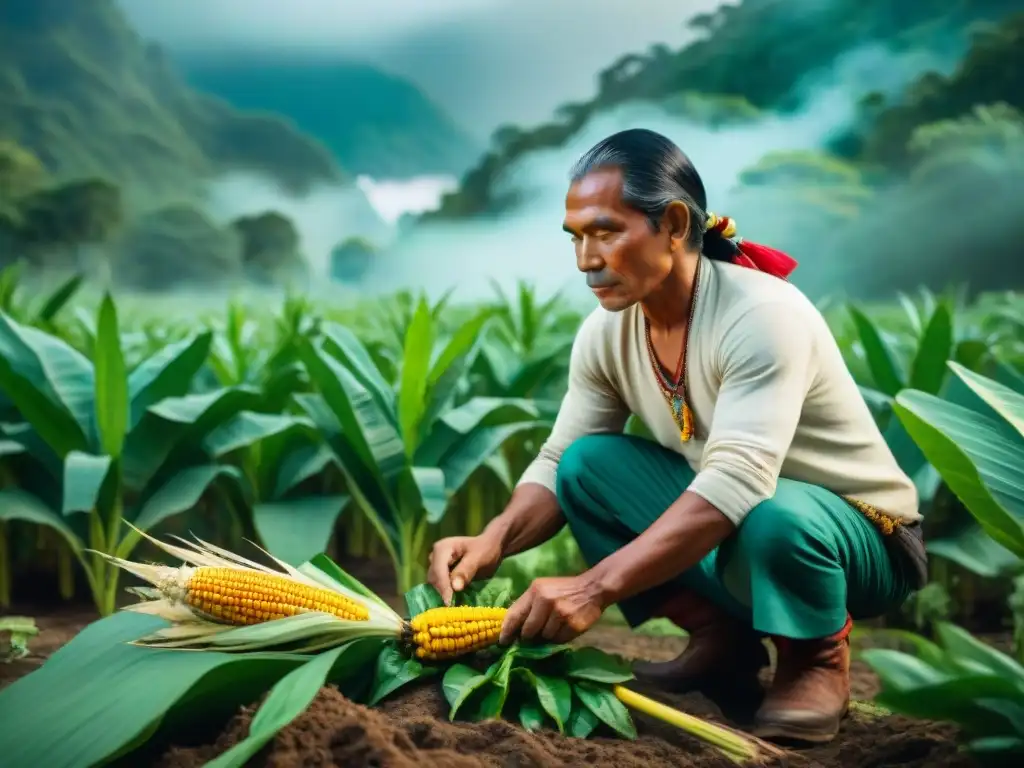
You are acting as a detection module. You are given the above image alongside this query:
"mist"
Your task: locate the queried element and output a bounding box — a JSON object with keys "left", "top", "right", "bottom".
{"left": 192, "top": 35, "right": 964, "bottom": 304}
{"left": 356, "top": 42, "right": 959, "bottom": 305}
{"left": 120, "top": 0, "right": 719, "bottom": 138}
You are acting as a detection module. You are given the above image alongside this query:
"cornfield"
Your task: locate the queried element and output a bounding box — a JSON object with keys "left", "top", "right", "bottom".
{"left": 3, "top": 264, "right": 1024, "bottom": 763}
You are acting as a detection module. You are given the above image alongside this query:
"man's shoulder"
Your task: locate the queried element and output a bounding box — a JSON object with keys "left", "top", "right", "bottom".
{"left": 712, "top": 260, "right": 821, "bottom": 327}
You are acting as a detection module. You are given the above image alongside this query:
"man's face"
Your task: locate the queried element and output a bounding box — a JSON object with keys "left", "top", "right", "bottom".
{"left": 563, "top": 168, "right": 676, "bottom": 312}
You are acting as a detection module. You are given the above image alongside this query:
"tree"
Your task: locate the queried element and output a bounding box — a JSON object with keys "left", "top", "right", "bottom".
{"left": 115, "top": 204, "right": 241, "bottom": 290}
{"left": 0, "top": 141, "right": 47, "bottom": 204}
{"left": 231, "top": 210, "right": 307, "bottom": 286}
{"left": 15, "top": 178, "right": 122, "bottom": 269}
{"left": 330, "top": 237, "right": 376, "bottom": 282}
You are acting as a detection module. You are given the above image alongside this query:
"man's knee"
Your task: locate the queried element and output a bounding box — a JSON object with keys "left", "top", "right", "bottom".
{"left": 734, "top": 496, "right": 835, "bottom": 570}
{"left": 554, "top": 434, "right": 623, "bottom": 511}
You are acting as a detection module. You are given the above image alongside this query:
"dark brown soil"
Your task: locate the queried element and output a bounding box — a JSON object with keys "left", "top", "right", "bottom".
{"left": 2, "top": 601, "right": 977, "bottom": 768}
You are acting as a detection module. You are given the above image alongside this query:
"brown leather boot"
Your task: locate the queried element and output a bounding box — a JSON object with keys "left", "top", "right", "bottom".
{"left": 753, "top": 616, "right": 853, "bottom": 744}
{"left": 631, "top": 590, "right": 769, "bottom": 722}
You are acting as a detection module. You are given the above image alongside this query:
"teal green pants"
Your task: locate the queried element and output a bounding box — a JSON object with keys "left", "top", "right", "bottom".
{"left": 556, "top": 434, "right": 916, "bottom": 639}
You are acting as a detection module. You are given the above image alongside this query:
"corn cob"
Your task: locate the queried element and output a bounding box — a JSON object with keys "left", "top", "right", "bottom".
{"left": 185, "top": 566, "right": 370, "bottom": 625}
{"left": 404, "top": 606, "right": 507, "bottom": 661}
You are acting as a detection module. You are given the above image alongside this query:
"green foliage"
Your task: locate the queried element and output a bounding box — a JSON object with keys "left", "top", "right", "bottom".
{"left": 858, "top": 13, "right": 1024, "bottom": 169}
{"left": 369, "top": 577, "right": 637, "bottom": 739}
{"left": 182, "top": 57, "right": 481, "bottom": 178}
{"left": 858, "top": 356, "right": 1024, "bottom": 760}
{"left": 427, "top": 0, "right": 1021, "bottom": 220}
{"left": 862, "top": 624, "right": 1024, "bottom": 760}
{"left": 115, "top": 204, "right": 242, "bottom": 290}
{"left": 0, "top": 140, "right": 46, "bottom": 203}
{"left": 296, "top": 299, "right": 548, "bottom": 591}
{"left": 232, "top": 211, "right": 307, "bottom": 287}
{"left": 0, "top": 0, "right": 340, "bottom": 204}
{"left": 0, "top": 610, "right": 377, "bottom": 768}
{"left": 0, "top": 615, "right": 36, "bottom": 662}
{"left": 329, "top": 236, "right": 377, "bottom": 283}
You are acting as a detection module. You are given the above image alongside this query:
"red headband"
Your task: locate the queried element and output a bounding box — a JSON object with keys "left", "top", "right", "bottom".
{"left": 706, "top": 213, "right": 798, "bottom": 280}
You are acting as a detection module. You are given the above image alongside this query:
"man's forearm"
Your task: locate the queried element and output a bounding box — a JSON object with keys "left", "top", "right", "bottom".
{"left": 587, "top": 490, "right": 736, "bottom": 607}
{"left": 481, "top": 482, "right": 565, "bottom": 557}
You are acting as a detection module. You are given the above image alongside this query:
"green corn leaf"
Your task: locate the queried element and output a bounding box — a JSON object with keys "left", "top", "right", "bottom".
{"left": 513, "top": 643, "right": 573, "bottom": 660}
{"left": 860, "top": 648, "right": 954, "bottom": 692}
{"left": 909, "top": 303, "right": 954, "bottom": 394}
{"left": 513, "top": 667, "right": 571, "bottom": 732}
{"left": 0, "top": 612, "right": 314, "bottom": 768}
{"left": 0, "top": 348, "right": 88, "bottom": 458}
{"left": 951, "top": 362, "right": 1024, "bottom": 439}
{"left": 442, "top": 663, "right": 490, "bottom": 720}
{"left": 404, "top": 582, "right": 445, "bottom": 616}
{"left": 0, "top": 489, "right": 83, "bottom": 558}
{"left": 933, "top": 622, "right": 1024, "bottom": 683}
{"left": 566, "top": 695, "right": 601, "bottom": 739}
{"left": 849, "top": 305, "right": 904, "bottom": 396}
{"left": 454, "top": 577, "right": 515, "bottom": 608}
{"left": 966, "top": 736, "right": 1024, "bottom": 756}
{"left": 130, "top": 464, "right": 245, "bottom": 535}
{"left": 203, "top": 411, "right": 315, "bottom": 458}
{"left": 367, "top": 643, "right": 437, "bottom": 706}
{"left": 35, "top": 274, "right": 83, "bottom": 324}
{"left": 926, "top": 524, "right": 1021, "bottom": 579}
{"left": 127, "top": 332, "right": 213, "bottom": 429}
{"left": 203, "top": 640, "right": 378, "bottom": 768}
{"left": 564, "top": 647, "right": 635, "bottom": 684}
{"left": 398, "top": 297, "right": 435, "bottom": 457}
{"left": 253, "top": 495, "right": 349, "bottom": 567}
{"left": 518, "top": 700, "right": 546, "bottom": 732}
{"left": 574, "top": 680, "right": 637, "bottom": 739}
{"left": 895, "top": 389, "right": 1024, "bottom": 558}
{"left": 93, "top": 293, "right": 128, "bottom": 458}
{"left": 61, "top": 450, "right": 113, "bottom": 515}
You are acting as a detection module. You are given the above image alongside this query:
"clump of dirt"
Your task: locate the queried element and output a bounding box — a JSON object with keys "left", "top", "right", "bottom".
{"left": 156, "top": 682, "right": 751, "bottom": 768}
{"left": 4, "top": 601, "right": 981, "bottom": 767}
{"left": 156, "top": 680, "right": 971, "bottom": 768}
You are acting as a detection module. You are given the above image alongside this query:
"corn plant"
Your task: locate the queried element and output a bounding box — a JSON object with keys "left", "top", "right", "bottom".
{"left": 0, "top": 615, "right": 36, "bottom": 662}
{"left": 0, "top": 262, "right": 83, "bottom": 333}
{"left": 0, "top": 529, "right": 778, "bottom": 767}
{"left": 296, "top": 298, "right": 550, "bottom": 592}
{"left": 861, "top": 363, "right": 1024, "bottom": 761}
{"left": 847, "top": 296, "right": 1024, "bottom": 611}
{"left": 0, "top": 296, "right": 267, "bottom": 615}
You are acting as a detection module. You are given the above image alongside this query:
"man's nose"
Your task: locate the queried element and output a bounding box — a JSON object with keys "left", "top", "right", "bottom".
{"left": 576, "top": 238, "right": 604, "bottom": 271}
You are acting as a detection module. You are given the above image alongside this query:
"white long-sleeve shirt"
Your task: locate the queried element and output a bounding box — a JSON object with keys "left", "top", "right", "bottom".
{"left": 518, "top": 256, "right": 920, "bottom": 527}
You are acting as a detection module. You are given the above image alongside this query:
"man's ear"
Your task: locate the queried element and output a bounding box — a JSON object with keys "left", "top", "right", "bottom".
{"left": 662, "top": 201, "right": 692, "bottom": 251}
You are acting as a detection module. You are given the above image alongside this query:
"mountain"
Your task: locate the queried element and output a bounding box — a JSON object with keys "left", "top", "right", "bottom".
{"left": 178, "top": 56, "right": 482, "bottom": 180}
{"left": 423, "top": 0, "right": 1021, "bottom": 220}
{"left": 0, "top": 0, "right": 342, "bottom": 205}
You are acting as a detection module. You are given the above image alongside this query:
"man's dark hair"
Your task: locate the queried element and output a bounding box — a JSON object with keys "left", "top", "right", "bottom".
{"left": 568, "top": 128, "right": 739, "bottom": 262}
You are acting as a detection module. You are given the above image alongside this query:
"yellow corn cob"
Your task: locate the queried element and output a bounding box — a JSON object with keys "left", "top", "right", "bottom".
{"left": 184, "top": 566, "right": 370, "bottom": 625}
{"left": 404, "top": 606, "right": 507, "bottom": 661}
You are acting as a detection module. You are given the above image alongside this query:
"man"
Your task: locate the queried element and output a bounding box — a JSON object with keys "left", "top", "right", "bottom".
{"left": 427, "top": 128, "right": 926, "bottom": 744}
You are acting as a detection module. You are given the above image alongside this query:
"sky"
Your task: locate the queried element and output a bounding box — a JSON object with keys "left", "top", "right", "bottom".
{"left": 118, "top": 0, "right": 722, "bottom": 138}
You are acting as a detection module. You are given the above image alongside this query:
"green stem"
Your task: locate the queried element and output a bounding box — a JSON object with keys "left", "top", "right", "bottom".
{"left": 397, "top": 525, "right": 417, "bottom": 595}
{"left": 350, "top": 507, "right": 366, "bottom": 557}
{"left": 0, "top": 521, "right": 10, "bottom": 609}
{"left": 466, "top": 479, "right": 484, "bottom": 536}
{"left": 57, "top": 542, "right": 74, "bottom": 601}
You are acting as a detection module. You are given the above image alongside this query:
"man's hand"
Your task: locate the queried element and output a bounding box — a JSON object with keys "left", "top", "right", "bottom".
{"left": 499, "top": 575, "right": 606, "bottom": 646}
{"left": 427, "top": 534, "right": 504, "bottom": 605}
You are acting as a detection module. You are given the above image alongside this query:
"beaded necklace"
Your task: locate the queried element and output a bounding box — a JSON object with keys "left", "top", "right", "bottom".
{"left": 643, "top": 255, "right": 701, "bottom": 442}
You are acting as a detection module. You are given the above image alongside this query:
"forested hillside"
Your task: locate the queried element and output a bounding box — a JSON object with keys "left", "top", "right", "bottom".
{"left": 425, "top": 0, "right": 1021, "bottom": 221}
{"left": 181, "top": 56, "right": 481, "bottom": 179}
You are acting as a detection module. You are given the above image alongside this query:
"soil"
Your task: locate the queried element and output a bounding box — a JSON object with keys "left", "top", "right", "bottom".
{"left": 1, "top": 599, "right": 978, "bottom": 768}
